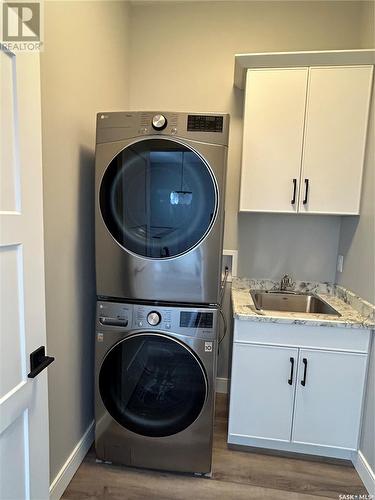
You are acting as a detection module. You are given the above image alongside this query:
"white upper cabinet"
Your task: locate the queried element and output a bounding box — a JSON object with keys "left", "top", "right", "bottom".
{"left": 240, "top": 65, "right": 373, "bottom": 215}
{"left": 300, "top": 66, "right": 373, "bottom": 214}
{"left": 240, "top": 68, "right": 308, "bottom": 213}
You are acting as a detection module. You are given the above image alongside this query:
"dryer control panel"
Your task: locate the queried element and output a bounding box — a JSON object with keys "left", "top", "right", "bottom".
{"left": 95, "top": 111, "right": 229, "bottom": 146}
{"left": 187, "top": 115, "right": 223, "bottom": 133}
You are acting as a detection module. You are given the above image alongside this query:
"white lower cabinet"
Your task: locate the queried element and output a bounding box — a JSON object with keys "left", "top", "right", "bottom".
{"left": 228, "top": 323, "right": 370, "bottom": 458}
{"left": 292, "top": 349, "right": 367, "bottom": 449}
{"left": 229, "top": 344, "right": 298, "bottom": 442}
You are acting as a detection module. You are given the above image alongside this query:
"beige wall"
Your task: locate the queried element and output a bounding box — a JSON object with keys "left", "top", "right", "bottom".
{"left": 40, "top": 0, "right": 371, "bottom": 485}
{"left": 128, "top": 0, "right": 363, "bottom": 278}
{"left": 336, "top": 4, "right": 375, "bottom": 473}
{"left": 337, "top": 0, "right": 375, "bottom": 305}
{"left": 41, "top": 1, "right": 130, "bottom": 482}
{"left": 360, "top": 1, "right": 375, "bottom": 48}
{"left": 337, "top": 88, "right": 375, "bottom": 305}
{"left": 338, "top": 86, "right": 375, "bottom": 473}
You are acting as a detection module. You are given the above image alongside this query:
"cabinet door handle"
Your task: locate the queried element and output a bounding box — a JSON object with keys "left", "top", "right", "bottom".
{"left": 301, "top": 358, "right": 308, "bottom": 386}
{"left": 288, "top": 357, "right": 295, "bottom": 385}
{"left": 303, "top": 179, "right": 309, "bottom": 204}
{"left": 291, "top": 179, "right": 297, "bottom": 205}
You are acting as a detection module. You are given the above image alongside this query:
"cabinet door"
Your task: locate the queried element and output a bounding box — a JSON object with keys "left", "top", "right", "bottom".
{"left": 240, "top": 68, "right": 308, "bottom": 213}
{"left": 292, "top": 349, "right": 367, "bottom": 449}
{"left": 228, "top": 343, "right": 299, "bottom": 442}
{"left": 299, "top": 66, "right": 373, "bottom": 215}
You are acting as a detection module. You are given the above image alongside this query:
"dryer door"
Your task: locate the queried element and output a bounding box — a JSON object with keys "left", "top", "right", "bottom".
{"left": 99, "top": 333, "right": 207, "bottom": 437}
{"left": 99, "top": 138, "right": 217, "bottom": 259}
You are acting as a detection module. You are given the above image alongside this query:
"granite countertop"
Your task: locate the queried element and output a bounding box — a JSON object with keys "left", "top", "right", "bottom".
{"left": 232, "top": 277, "right": 375, "bottom": 330}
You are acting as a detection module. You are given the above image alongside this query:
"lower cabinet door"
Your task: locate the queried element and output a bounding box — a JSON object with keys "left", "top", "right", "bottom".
{"left": 292, "top": 349, "right": 367, "bottom": 449}
{"left": 228, "top": 343, "right": 299, "bottom": 442}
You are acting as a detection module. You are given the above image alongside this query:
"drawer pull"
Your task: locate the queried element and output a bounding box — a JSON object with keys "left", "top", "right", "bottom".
{"left": 303, "top": 179, "right": 309, "bottom": 204}
{"left": 291, "top": 179, "right": 297, "bottom": 205}
{"left": 301, "top": 358, "right": 308, "bottom": 386}
{"left": 288, "top": 357, "right": 295, "bottom": 385}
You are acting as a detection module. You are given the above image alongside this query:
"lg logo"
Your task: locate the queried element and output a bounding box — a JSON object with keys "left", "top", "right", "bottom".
{"left": 2, "top": 1, "right": 41, "bottom": 42}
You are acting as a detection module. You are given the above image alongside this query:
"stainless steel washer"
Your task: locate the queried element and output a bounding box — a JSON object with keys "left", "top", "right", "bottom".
{"left": 95, "top": 111, "right": 229, "bottom": 305}
{"left": 95, "top": 300, "right": 218, "bottom": 474}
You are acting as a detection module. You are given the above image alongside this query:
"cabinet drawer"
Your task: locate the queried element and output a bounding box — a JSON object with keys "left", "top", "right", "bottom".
{"left": 234, "top": 320, "right": 370, "bottom": 353}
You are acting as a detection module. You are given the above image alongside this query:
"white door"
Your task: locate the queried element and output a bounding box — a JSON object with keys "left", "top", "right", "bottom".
{"left": 239, "top": 68, "right": 308, "bottom": 213}
{"left": 299, "top": 66, "right": 373, "bottom": 215}
{"left": 0, "top": 49, "right": 51, "bottom": 499}
{"left": 228, "top": 343, "right": 298, "bottom": 442}
{"left": 292, "top": 349, "right": 367, "bottom": 449}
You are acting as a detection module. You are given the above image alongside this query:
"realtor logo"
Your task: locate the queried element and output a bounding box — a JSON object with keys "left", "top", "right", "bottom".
{"left": 1, "top": 1, "right": 43, "bottom": 50}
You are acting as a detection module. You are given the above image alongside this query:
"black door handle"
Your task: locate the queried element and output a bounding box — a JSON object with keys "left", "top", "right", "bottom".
{"left": 291, "top": 179, "right": 297, "bottom": 205}
{"left": 28, "top": 346, "right": 55, "bottom": 378}
{"left": 301, "top": 358, "right": 308, "bottom": 386}
{"left": 303, "top": 179, "right": 309, "bottom": 204}
{"left": 288, "top": 357, "right": 295, "bottom": 385}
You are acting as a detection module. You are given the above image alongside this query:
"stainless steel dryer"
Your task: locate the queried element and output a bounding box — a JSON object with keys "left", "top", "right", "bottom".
{"left": 95, "top": 111, "right": 229, "bottom": 305}
{"left": 95, "top": 300, "right": 218, "bottom": 474}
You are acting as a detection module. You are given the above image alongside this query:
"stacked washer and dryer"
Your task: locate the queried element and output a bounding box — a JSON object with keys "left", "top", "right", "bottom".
{"left": 94, "top": 111, "right": 229, "bottom": 474}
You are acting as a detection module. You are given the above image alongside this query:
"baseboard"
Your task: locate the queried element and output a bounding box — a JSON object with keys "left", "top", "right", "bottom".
{"left": 229, "top": 433, "right": 353, "bottom": 460}
{"left": 216, "top": 377, "right": 228, "bottom": 394}
{"left": 352, "top": 450, "right": 375, "bottom": 496}
{"left": 49, "top": 420, "right": 95, "bottom": 500}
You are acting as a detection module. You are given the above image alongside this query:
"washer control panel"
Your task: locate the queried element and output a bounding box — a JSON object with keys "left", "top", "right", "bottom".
{"left": 132, "top": 305, "right": 217, "bottom": 338}
{"left": 147, "top": 311, "right": 161, "bottom": 326}
{"left": 134, "top": 306, "right": 172, "bottom": 330}
{"left": 97, "top": 302, "right": 132, "bottom": 330}
{"left": 96, "top": 302, "right": 218, "bottom": 340}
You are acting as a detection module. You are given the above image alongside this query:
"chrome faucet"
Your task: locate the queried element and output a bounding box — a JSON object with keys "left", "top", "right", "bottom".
{"left": 280, "top": 274, "right": 294, "bottom": 291}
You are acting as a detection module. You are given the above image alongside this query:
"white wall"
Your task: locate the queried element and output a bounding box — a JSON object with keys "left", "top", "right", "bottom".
{"left": 41, "top": 1, "right": 130, "bottom": 482}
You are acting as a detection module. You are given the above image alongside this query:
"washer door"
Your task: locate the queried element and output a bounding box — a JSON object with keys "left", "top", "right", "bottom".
{"left": 99, "top": 333, "right": 207, "bottom": 437}
{"left": 99, "top": 138, "right": 217, "bottom": 259}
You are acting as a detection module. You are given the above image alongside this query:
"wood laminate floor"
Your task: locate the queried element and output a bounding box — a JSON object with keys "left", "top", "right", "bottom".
{"left": 62, "top": 395, "right": 367, "bottom": 500}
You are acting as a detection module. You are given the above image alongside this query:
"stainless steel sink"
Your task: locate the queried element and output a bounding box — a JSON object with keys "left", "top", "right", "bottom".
{"left": 250, "top": 290, "right": 341, "bottom": 316}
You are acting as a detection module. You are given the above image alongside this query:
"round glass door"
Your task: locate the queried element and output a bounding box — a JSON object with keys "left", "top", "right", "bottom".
{"left": 99, "top": 334, "right": 207, "bottom": 437}
{"left": 99, "top": 139, "right": 217, "bottom": 259}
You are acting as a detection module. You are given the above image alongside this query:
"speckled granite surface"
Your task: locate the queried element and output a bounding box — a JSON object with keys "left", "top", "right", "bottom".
{"left": 232, "top": 277, "right": 375, "bottom": 330}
